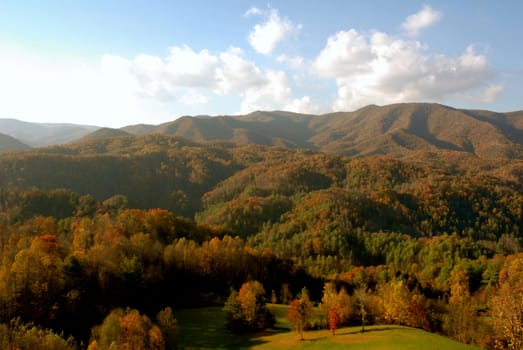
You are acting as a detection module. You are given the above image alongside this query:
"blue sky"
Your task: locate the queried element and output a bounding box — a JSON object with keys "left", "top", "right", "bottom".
{"left": 0, "top": 1, "right": 521, "bottom": 127}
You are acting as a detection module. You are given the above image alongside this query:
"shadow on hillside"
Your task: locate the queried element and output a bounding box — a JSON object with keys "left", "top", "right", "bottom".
{"left": 176, "top": 306, "right": 274, "bottom": 349}
{"left": 178, "top": 325, "right": 274, "bottom": 349}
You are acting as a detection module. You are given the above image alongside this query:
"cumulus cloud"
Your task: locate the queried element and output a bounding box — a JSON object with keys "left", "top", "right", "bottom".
{"left": 402, "top": 5, "right": 441, "bottom": 37}
{"left": 240, "top": 70, "right": 316, "bottom": 114}
{"left": 103, "top": 45, "right": 267, "bottom": 104}
{"left": 285, "top": 96, "right": 316, "bottom": 114}
{"left": 481, "top": 85, "right": 504, "bottom": 103}
{"left": 214, "top": 47, "right": 265, "bottom": 94}
{"left": 103, "top": 45, "right": 312, "bottom": 115}
{"left": 314, "top": 29, "right": 496, "bottom": 111}
{"left": 314, "top": 29, "right": 374, "bottom": 77}
{"left": 248, "top": 9, "right": 300, "bottom": 55}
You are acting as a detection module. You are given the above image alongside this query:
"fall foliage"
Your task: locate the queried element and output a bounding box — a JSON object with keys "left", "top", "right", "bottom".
{"left": 287, "top": 288, "right": 314, "bottom": 340}
{"left": 0, "top": 136, "right": 521, "bottom": 348}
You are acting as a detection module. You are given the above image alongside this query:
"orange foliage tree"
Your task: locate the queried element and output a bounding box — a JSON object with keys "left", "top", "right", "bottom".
{"left": 287, "top": 288, "right": 314, "bottom": 340}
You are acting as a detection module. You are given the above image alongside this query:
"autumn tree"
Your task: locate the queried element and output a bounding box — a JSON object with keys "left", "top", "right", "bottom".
{"left": 223, "top": 289, "right": 245, "bottom": 332}
{"left": 156, "top": 307, "right": 177, "bottom": 350}
{"left": 380, "top": 279, "right": 410, "bottom": 325}
{"left": 223, "top": 281, "right": 275, "bottom": 332}
{"left": 320, "top": 282, "right": 351, "bottom": 332}
{"left": 444, "top": 264, "right": 475, "bottom": 343}
{"left": 88, "top": 308, "right": 167, "bottom": 350}
{"left": 491, "top": 254, "right": 523, "bottom": 350}
{"left": 354, "top": 287, "right": 370, "bottom": 332}
{"left": 287, "top": 287, "right": 314, "bottom": 340}
{"left": 0, "top": 318, "right": 77, "bottom": 350}
{"left": 328, "top": 306, "right": 341, "bottom": 335}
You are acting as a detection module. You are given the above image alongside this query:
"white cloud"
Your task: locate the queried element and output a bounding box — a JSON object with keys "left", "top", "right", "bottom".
{"left": 0, "top": 42, "right": 311, "bottom": 127}
{"left": 285, "top": 96, "right": 317, "bottom": 114}
{"left": 214, "top": 47, "right": 265, "bottom": 94}
{"left": 314, "top": 30, "right": 496, "bottom": 111}
{"left": 104, "top": 45, "right": 267, "bottom": 103}
{"left": 248, "top": 9, "right": 299, "bottom": 55}
{"left": 240, "top": 70, "right": 315, "bottom": 114}
{"left": 402, "top": 5, "right": 442, "bottom": 37}
{"left": 481, "top": 85, "right": 504, "bottom": 103}
{"left": 102, "top": 45, "right": 311, "bottom": 116}
{"left": 240, "top": 70, "right": 290, "bottom": 112}
{"left": 276, "top": 54, "right": 305, "bottom": 69}
{"left": 314, "top": 29, "right": 374, "bottom": 77}
{"left": 244, "top": 7, "right": 262, "bottom": 17}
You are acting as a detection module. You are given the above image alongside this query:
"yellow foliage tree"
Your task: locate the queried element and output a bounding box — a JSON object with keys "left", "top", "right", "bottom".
{"left": 491, "top": 254, "right": 523, "bottom": 350}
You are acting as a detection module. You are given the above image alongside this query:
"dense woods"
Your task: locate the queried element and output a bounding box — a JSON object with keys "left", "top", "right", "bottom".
{"left": 0, "top": 132, "right": 522, "bottom": 348}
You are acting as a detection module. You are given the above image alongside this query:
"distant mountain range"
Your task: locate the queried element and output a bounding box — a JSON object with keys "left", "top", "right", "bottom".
{"left": 2, "top": 103, "right": 523, "bottom": 159}
{"left": 0, "top": 133, "right": 30, "bottom": 152}
{"left": 0, "top": 118, "right": 99, "bottom": 149}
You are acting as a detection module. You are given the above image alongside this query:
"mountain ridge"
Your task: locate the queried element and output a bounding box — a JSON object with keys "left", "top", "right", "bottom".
{"left": 0, "top": 118, "right": 99, "bottom": 147}
{"left": 3, "top": 103, "right": 523, "bottom": 159}
{"left": 140, "top": 103, "right": 523, "bottom": 159}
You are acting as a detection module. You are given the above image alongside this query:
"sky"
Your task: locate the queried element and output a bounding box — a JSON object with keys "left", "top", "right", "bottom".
{"left": 0, "top": 1, "right": 522, "bottom": 127}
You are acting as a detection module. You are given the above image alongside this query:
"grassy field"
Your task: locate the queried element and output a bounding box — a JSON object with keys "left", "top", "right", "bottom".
{"left": 176, "top": 304, "right": 481, "bottom": 349}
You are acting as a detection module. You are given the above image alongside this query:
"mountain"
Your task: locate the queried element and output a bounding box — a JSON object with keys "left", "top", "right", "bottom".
{"left": 309, "top": 103, "right": 523, "bottom": 159}
{"left": 144, "top": 103, "right": 523, "bottom": 160}
{"left": 78, "top": 127, "right": 132, "bottom": 142}
{"left": 120, "top": 124, "right": 156, "bottom": 135}
{"left": 150, "top": 111, "right": 316, "bottom": 149}
{"left": 0, "top": 118, "right": 99, "bottom": 146}
{"left": 5, "top": 103, "right": 523, "bottom": 159}
{"left": 0, "top": 133, "right": 30, "bottom": 152}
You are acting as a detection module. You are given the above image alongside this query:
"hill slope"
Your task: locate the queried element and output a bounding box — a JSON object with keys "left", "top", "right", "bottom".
{"left": 151, "top": 111, "right": 316, "bottom": 149}
{"left": 0, "top": 133, "right": 30, "bottom": 152}
{"left": 145, "top": 103, "right": 523, "bottom": 159}
{"left": 78, "top": 127, "right": 132, "bottom": 142}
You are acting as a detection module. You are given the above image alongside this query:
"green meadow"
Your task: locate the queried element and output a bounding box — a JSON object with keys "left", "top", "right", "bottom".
{"left": 176, "top": 305, "right": 481, "bottom": 349}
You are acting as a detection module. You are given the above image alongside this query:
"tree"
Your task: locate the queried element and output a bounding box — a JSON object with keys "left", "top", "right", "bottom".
{"left": 223, "top": 281, "right": 275, "bottom": 332}
{"left": 287, "top": 287, "right": 314, "bottom": 340}
{"left": 88, "top": 308, "right": 167, "bottom": 350}
{"left": 445, "top": 264, "right": 474, "bottom": 343}
{"left": 354, "top": 287, "right": 369, "bottom": 332}
{"left": 380, "top": 279, "right": 410, "bottom": 325}
{"left": 238, "top": 280, "right": 266, "bottom": 326}
{"left": 156, "top": 307, "right": 177, "bottom": 349}
{"left": 328, "top": 306, "right": 341, "bottom": 335}
{"left": 320, "top": 282, "right": 351, "bottom": 329}
{"left": 491, "top": 254, "right": 523, "bottom": 350}
{"left": 223, "top": 289, "right": 245, "bottom": 332}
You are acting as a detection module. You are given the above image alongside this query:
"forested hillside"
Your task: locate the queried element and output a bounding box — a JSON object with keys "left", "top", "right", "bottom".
{"left": 0, "top": 110, "right": 522, "bottom": 348}
{"left": 127, "top": 103, "right": 523, "bottom": 159}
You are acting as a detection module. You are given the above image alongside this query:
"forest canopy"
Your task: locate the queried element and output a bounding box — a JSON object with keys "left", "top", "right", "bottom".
{"left": 0, "top": 135, "right": 521, "bottom": 348}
